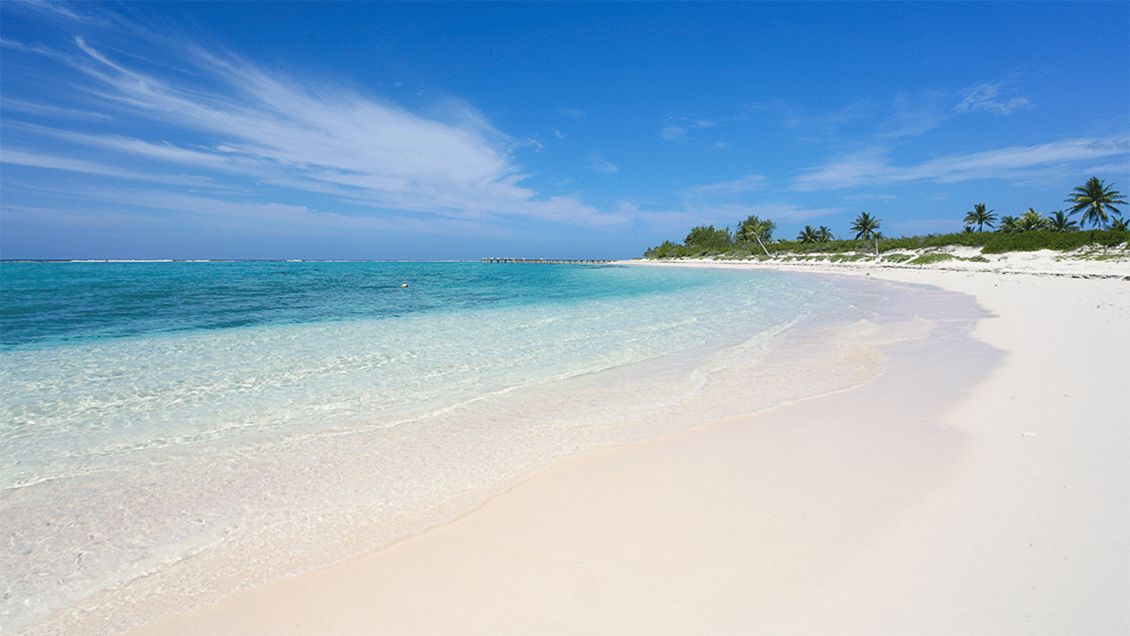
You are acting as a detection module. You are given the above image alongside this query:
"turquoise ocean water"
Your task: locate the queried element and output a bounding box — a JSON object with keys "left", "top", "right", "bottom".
{"left": 2, "top": 261, "right": 892, "bottom": 634}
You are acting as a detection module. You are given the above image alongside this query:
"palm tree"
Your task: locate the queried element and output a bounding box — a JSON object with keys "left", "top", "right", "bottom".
{"left": 850, "top": 212, "right": 882, "bottom": 255}
{"left": 1046, "top": 210, "right": 1078, "bottom": 233}
{"left": 1111, "top": 217, "right": 1129, "bottom": 232}
{"left": 998, "top": 215, "right": 1019, "bottom": 234}
{"left": 850, "top": 212, "right": 881, "bottom": 240}
{"left": 1016, "top": 208, "right": 1050, "bottom": 232}
{"left": 736, "top": 215, "right": 776, "bottom": 256}
{"left": 964, "top": 203, "right": 996, "bottom": 232}
{"left": 797, "top": 226, "right": 819, "bottom": 244}
{"left": 816, "top": 226, "right": 834, "bottom": 243}
{"left": 736, "top": 215, "right": 775, "bottom": 243}
{"left": 1066, "top": 177, "right": 1127, "bottom": 229}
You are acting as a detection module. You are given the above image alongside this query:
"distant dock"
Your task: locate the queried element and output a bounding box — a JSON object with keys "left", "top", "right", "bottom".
{"left": 482, "top": 258, "right": 614, "bottom": 264}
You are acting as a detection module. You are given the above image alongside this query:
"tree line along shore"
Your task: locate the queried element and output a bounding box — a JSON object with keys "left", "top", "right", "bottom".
{"left": 644, "top": 177, "right": 1129, "bottom": 260}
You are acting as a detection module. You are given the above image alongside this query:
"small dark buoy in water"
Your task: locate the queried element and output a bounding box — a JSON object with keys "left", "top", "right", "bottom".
{"left": 401, "top": 283, "right": 409, "bottom": 288}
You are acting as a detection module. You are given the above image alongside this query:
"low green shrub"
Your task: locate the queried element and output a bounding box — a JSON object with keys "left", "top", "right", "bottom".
{"left": 643, "top": 241, "right": 692, "bottom": 259}
{"left": 909, "top": 253, "right": 957, "bottom": 265}
{"left": 876, "top": 231, "right": 994, "bottom": 253}
{"left": 981, "top": 229, "right": 1129, "bottom": 253}
{"left": 647, "top": 227, "right": 1128, "bottom": 260}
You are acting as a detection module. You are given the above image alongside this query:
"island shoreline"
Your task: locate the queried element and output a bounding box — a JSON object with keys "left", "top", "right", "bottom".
{"left": 128, "top": 261, "right": 1129, "bottom": 635}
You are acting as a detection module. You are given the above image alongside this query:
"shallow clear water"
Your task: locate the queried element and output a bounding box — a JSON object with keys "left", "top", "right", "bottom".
{"left": 1, "top": 261, "right": 883, "bottom": 633}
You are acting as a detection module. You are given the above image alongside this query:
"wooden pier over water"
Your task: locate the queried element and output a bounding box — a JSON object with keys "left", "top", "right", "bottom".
{"left": 482, "top": 258, "right": 614, "bottom": 264}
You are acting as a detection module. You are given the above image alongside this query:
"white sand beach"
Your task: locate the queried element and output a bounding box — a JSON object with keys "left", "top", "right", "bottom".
{"left": 132, "top": 256, "right": 1128, "bottom": 635}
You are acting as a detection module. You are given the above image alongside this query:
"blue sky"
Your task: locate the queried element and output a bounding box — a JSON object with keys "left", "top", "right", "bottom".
{"left": 2, "top": 1, "right": 1127, "bottom": 260}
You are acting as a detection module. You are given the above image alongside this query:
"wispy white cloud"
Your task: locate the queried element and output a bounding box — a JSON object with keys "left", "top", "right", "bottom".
{"left": 5, "top": 179, "right": 510, "bottom": 237}
{"left": 589, "top": 155, "right": 619, "bottom": 174}
{"left": 1083, "top": 160, "right": 1130, "bottom": 176}
{"left": 521, "top": 134, "right": 545, "bottom": 151}
{"left": 2, "top": 147, "right": 147, "bottom": 178}
{"left": 685, "top": 202, "right": 844, "bottom": 225}
{"left": 660, "top": 115, "right": 716, "bottom": 143}
{"left": 676, "top": 174, "right": 767, "bottom": 199}
{"left": 743, "top": 79, "right": 1032, "bottom": 144}
{"left": 842, "top": 192, "right": 897, "bottom": 202}
{"left": 740, "top": 99, "right": 876, "bottom": 140}
{"left": 1, "top": 148, "right": 220, "bottom": 186}
{"left": 0, "top": 203, "right": 144, "bottom": 228}
{"left": 793, "top": 135, "right": 1130, "bottom": 190}
{"left": 2, "top": 29, "right": 621, "bottom": 231}
{"left": 1, "top": 98, "right": 111, "bottom": 120}
{"left": 617, "top": 205, "right": 701, "bottom": 232}
{"left": 13, "top": 0, "right": 92, "bottom": 23}
{"left": 876, "top": 81, "right": 1031, "bottom": 138}
{"left": 559, "top": 108, "right": 586, "bottom": 120}
{"left": 73, "top": 35, "right": 129, "bottom": 73}
{"left": 954, "top": 82, "right": 1032, "bottom": 115}
{"left": 877, "top": 90, "right": 950, "bottom": 139}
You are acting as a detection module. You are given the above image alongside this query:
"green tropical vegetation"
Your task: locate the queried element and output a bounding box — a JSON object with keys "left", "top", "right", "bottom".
{"left": 796, "top": 225, "right": 834, "bottom": 244}
{"left": 642, "top": 177, "right": 1129, "bottom": 261}
{"left": 1047, "top": 211, "right": 1078, "bottom": 233}
{"left": 850, "top": 212, "right": 881, "bottom": 240}
{"left": 850, "top": 211, "right": 882, "bottom": 255}
{"left": 683, "top": 225, "right": 734, "bottom": 251}
{"left": 1015, "top": 208, "right": 1051, "bottom": 232}
{"left": 736, "top": 215, "right": 775, "bottom": 244}
{"left": 964, "top": 203, "right": 996, "bottom": 232}
{"left": 1066, "top": 177, "right": 1127, "bottom": 229}
{"left": 736, "top": 215, "right": 775, "bottom": 256}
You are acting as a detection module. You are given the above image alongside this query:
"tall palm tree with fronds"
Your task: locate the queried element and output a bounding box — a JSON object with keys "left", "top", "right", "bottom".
{"left": 850, "top": 212, "right": 881, "bottom": 240}
{"left": 1046, "top": 210, "right": 1078, "bottom": 233}
{"left": 797, "top": 226, "right": 819, "bottom": 244}
{"left": 964, "top": 203, "right": 996, "bottom": 232}
{"left": 816, "top": 226, "right": 834, "bottom": 243}
{"left": 1066, "top": 177, "right": 1127, "bottom": 229}
{"left": 1017, "top": 208, "right": 1050, "bottom": 232}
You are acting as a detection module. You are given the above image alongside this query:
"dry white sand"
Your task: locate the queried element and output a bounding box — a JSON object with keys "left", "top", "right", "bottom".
{"left": 132, "top": 258, "right": 1129, "bottom": 635}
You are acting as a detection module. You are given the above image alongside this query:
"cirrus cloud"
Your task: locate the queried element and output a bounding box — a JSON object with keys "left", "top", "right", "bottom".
{"left": 2, "top": 28, "right": 617, "bottom": 233}
{"left": 676, "top": 174, "right": 767, "bottom": 199}
{"left": 793, "top": 135, "right": 1130, "bottom": 190}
